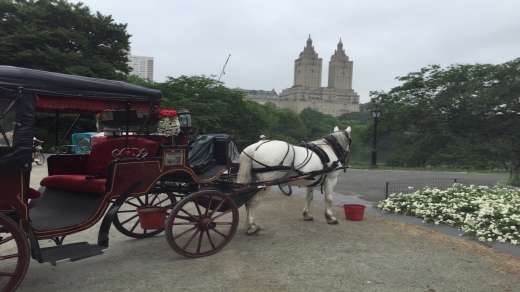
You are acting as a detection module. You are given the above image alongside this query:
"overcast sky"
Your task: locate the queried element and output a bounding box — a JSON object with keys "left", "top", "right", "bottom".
{"left": 73, "top": 0, "right": 520, "bottom": 103}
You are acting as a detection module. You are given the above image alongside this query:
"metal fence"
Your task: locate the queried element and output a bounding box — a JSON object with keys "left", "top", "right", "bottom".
{"left": 384, "top": 178, "right": 513, "bottom": 199}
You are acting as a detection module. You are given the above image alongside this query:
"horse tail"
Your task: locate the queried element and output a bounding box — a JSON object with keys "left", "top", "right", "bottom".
{"left": 236, "top": 147, "right": 255, "bottom": 183}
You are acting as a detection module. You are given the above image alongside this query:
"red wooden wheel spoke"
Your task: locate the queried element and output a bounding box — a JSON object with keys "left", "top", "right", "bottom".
{"left": 210, "top": 228, "right": 228, "bottom": 239}
{"left": 205, "top": 230, "right": 216, "bottom": 249}
{"left": 166, "top": 190, "right": 239, "bottom": 258}
{"left": 179, "top": 208, "right": 199, "bottom": 221}
{"left": 118, "top": 213, "right": 139, "bottom": 224}
{"left": 182, "top": 229, "right": 201, "bottom": 251}
{"left": 0, "top": 271, "right": 16, "bottom": 277}
{"left": 171, "top": 221, "right": 197, "bottom": 226}
{"left": 0, "top": 253, "right": 20, "bottom": 261}
{"left": 151, "top": 197, "right": 170, "bottom": 206}
{"left": 173, "top": 226, "right": 198, "bottom": 240}
{"left": 194, "top": 201, "right": 203, "bottom": 218}
{"left": 214, "top": 221, "right": 234, "bottom": 226}
{"left": 113, "top": 192, "right": 176, "bottom": 239}
{"left": 205, "top": 195, "right": 215, "bottom": 216}
{"left": 196, "top": 230, "right": 204, "bottom": 253}
{"left": 209, "top": 199, "right": 226, "bottom": 217}
{"left": 211, "top": 209, "right": 233, "bottom": 221}
{"left": 0, "top": 235, "right": 14, "bottom": 245}
{"left": 117, "top": 209, "right": 137, "bottom": 214}
{"left": 123, "top": 200, "right": 142, "bottom": 209}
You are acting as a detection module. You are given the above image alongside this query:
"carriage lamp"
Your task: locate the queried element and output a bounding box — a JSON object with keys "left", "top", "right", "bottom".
{"left": 370, "top": 108, "right": 382, "bottom": 168}
{"left": 177, "top": 107, "right": 192, "bottom": 134}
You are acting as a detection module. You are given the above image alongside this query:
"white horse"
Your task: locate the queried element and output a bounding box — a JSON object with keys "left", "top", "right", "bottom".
{"left": 236, "top": 126, "right": 352, "bottom": 235}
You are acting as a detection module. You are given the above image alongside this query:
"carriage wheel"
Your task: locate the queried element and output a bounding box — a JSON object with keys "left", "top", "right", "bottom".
{"left": 165, "top": 190, "right": 238, "bottom": 258}
{"left": 35, "top": 153, "right": 44, "bottom": 165}
{"left": 113, "top": 191, "right": 176, "bottom": 239}
{"left": 0, "top": 214, "right": 30, "bottom": 292}
{"left": 278, "top": 183, "right": 292, "bottom": 196}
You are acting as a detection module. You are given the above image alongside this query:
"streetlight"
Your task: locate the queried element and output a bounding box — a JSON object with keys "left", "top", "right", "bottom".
{"left": 370, "top": 108, "right": 382, "bottom": 168}
{"left": 176, "top": 107, "right": 192, "bottom": 145}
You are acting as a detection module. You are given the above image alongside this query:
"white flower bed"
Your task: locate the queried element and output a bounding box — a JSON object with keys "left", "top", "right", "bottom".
{"left": 374, "top": 184, "right": 520, "bottom": 245}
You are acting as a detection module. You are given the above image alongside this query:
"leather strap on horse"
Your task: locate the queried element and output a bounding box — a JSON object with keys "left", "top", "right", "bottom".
{"left": 323, "top": 131, "right": 352, "bottom": 173}
{"left": 249, "top": 141, "right": 304, "bottom": 174}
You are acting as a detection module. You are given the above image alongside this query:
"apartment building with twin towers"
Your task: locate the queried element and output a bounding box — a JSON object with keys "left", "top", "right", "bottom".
{"left": 243, "top": 35, "right": 360, "bottom": 116}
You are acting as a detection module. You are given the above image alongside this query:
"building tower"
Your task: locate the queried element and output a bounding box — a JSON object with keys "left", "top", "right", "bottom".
{"left": 127, "top": 47, "right": 154, "bottom": 81}
{"left": 328, "top": 38, "right": 353, "bottom": 90}
{"left": 294, "top": 35, "right": 322, "bottom": 88}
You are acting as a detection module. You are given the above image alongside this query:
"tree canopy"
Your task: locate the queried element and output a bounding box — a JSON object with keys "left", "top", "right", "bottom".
{"left": 368, "top": 58, "right": 520, "bottom": 173}
{"left": 155, "top": 75, "right": 269, "bottom": 148}
{"left": 0, "top": 0, "right": 131, "bottom": 79}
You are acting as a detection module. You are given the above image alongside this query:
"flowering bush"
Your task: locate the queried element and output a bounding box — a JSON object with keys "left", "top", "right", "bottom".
{"left": 157, "top": 109, "right": 180, "bottom": 137}
{"left": 374, "top": 184, "right": 520, "bottom": 245}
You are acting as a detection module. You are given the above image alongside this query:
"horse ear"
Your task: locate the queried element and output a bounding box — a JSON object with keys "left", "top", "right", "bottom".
{"left": 346, "top": 126, "right": 351, "bottom": 134}
{"left": 333, "top": 126, "right": 339, "bottom": 132}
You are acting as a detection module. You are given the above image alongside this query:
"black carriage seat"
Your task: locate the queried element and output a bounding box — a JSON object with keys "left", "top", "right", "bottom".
{"left": 187, "top": 134, "right": 234, "bottom": 179}
{"left": 40, "top": 138, "right": 160, "bottom": 195}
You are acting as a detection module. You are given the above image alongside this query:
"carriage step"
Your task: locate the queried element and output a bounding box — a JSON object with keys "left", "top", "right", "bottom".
{"left": 40, "top": 242, "right": 106, "bottom": 266}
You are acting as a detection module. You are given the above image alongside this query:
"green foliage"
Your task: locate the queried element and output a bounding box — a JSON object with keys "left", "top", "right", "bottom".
{"left": 368, "top": 58, "right": 520, "bottom": 173}
{"left": 338, "top": 112, "right": 373, "bottom": 125}
{"left": 155, "top": 75, "right": 269, "bottom": 149}
{"left": 0, "top": 0, "right": 131, "bottom": 79}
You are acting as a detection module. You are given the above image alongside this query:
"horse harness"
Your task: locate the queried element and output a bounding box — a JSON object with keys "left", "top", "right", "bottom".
{"left": 246, "top": 130, "right": 352, "bottom": 188}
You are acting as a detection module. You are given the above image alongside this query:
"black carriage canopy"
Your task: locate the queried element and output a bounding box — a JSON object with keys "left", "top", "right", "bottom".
{"left": 0, "top": 66, "right": 163, "bottom": 172}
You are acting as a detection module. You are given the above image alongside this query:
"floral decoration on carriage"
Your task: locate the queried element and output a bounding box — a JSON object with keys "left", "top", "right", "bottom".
{"left": 156, "top": 108, "right": 192, "bottom": 145}
{"left": 157, "top": 109, "right": 181, "bottom": 137}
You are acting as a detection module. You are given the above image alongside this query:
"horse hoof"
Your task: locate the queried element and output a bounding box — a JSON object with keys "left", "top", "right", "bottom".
{"left": 303, "top": 215, "right": 314, "bottom": 221}
{"left": 246, "top": 225, "right": 261, "bottom": 235}
{"left": 327, "top": 219, "right": 339, "bottom": 225}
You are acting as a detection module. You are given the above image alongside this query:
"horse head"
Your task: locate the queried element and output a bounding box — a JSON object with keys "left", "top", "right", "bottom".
{"left": 332, "top": 126, "right": 352, "bottom": 151}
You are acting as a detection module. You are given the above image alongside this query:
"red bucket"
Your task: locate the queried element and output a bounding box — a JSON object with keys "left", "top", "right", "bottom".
{"left": 343, "top": 204, "right": 366, "bottom": 221}
{"left": 136, "top": 206, "right": 167, "bottom": 229}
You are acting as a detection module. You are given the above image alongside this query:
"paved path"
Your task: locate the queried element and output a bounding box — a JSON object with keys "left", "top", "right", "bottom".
{"left": 18, "top": 162, "right": 518, "bottom": 291}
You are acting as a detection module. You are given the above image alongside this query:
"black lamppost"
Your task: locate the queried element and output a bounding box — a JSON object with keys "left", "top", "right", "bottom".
{"left": 177, "top": 107, "right": 192, "bottom": 134}
{"left": 370, "top": 108, "right": 382, "bottom": 168}
{"left": 176, "top": 107, "right": 192, "bottom": 144}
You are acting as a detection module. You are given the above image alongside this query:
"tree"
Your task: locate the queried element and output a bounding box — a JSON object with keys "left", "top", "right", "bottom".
{"left": 368, "top": 58, "right": 520, "bottom": 173}
{"left": 0, "top": 0, "right": 131, "bottom": 79}
{"left": 157, "top": 75, "right": 269, "bottom": 149}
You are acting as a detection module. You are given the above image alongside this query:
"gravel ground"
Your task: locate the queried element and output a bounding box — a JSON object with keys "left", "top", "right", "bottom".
{"left": 16, "top": 180, "right": 520, "bottom": 292}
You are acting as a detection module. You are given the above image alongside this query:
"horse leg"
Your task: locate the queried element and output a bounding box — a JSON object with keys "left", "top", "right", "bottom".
{"left": 323, "top": 177, "right": 339, "bottom": 224}
{"left": 244, "top": 188, "right": 270, "bottom": 235}
{"left": 303, "top": 187, "right": 314, "bottom": 221}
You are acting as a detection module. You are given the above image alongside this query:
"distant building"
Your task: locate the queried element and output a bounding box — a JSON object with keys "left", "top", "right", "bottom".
{"left": 245, "top": 36, "right": 360, "bottom": 116}
{"left": 127, "top": 49, "right": 154, "bottom": 81}
{"left": 239, "top": 88, "right": 280, "bottom": 105}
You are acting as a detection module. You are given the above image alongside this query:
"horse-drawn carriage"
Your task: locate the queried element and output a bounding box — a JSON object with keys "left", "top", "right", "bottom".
{"left": 0, "top": 66, "right": 352, "bottom": 291}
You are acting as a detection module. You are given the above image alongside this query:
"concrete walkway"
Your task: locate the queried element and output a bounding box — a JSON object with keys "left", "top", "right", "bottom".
{"left": 17, "top": 163, "right": 519, "bottom": 291}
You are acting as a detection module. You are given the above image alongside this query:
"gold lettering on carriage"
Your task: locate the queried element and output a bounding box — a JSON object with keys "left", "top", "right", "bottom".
{"left": 165, "top": 151, "right": 183, "bottom": 166}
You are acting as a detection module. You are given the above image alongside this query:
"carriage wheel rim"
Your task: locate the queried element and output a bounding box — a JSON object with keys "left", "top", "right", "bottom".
{"left": 0, "top": 214, "right": 30, "bottom": 292}
{"left": 165, "top": 190, "right": 238, "bottom": 258}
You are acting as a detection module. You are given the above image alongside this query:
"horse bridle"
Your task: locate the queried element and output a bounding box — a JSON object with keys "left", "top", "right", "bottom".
{"left": 322, "top": 130, "right": 352, "bottom": 172}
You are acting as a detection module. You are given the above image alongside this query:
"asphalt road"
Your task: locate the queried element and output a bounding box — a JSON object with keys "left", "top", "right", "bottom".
{"left": 332, "top": 168, "right": 509, "bottom": 202}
